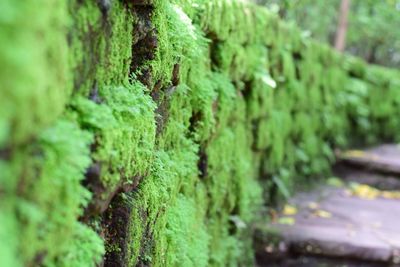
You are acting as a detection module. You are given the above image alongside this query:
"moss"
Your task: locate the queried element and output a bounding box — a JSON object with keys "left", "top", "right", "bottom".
{"left": 150, "top": 1, "right": 204, "bottom": 89}
{"left": 122, "top": 146, "right": 199, "bottom": 266}
{"left": 0, "top": 119, "right": 103, "bottom": 266}
{"left": 71, "top": 81, "right": 156, "bottom": 189}
{"left": 0, "top": 196, "right": 20, "bottom": 267}
{"left": 54, "top": 223, "right": 104, "bottom": 267}
{"left": 2, "top": 0, "right": 400, "bottom": 266}
{"left": 202, "top": 73, "right": 262, "bottom": 265}
{"left": 0, "top": 0, "right": 70, "bottom": 147}
{"left": 164, "top": 195, "right": 209, "bottom": 267}
{"left": 68, "top": 0, "right": 133, "bottom": 96}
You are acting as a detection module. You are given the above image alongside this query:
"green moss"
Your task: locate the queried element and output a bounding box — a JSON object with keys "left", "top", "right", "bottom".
{"left": 150, "top": 1, "right": 205, "bottom": 89}
{"left": 0, "top": 119, "right": 103, "bottom": 266}
{"left": 71, "top": 81, "right": 156, "bottom": 189}
{"left": 2, "top": 0, "right": 400, "bottom": 266}
{"left": 0, "top": 0, "right": 70, "bottom": 147}
{"left": 123, "top": 146, "right": 199, "bottom": 266}
{"left": 0, "top": 197, "right": 20, "bottom": 267}
{"left": 202, "top": 73, "right": 262, "bottom": 265}
{"left": 68, "top": 0, "right": 133, "bottom": 95}
{"left": 54, "top": 223, "right": 104, "bottom": 267}
{"left": 165, "top": 195, "right": 209, "bottom": 267}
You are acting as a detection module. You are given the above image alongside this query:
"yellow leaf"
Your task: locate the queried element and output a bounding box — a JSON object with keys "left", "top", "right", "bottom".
{"left": 350, "top": 183, "right": 379, "bottom": 200}
{"left": 313, "top": 209, "right": 332, "bottom": 218}
{"left": 307, "top": 202, "right": 319, "bottom": 209}
{"left": 342, "top": 150, "right": 365, "bottom": 158}
{"left": 342, "top": 150, "right": 379, "bottom": 161}
{"left": 349, "top": 183, "right": 400, "bottom": 200}
{"left": 327, "top": 177, "right": 344, "bottom": 187}
{"left": 282, "top": 204, "right": 297, "bottom": 216}
{"left": 382, "top": 191, "right": 400, "bottom": 199}
{"left": 278, "top": 217, "right": 295, "bottom": 225}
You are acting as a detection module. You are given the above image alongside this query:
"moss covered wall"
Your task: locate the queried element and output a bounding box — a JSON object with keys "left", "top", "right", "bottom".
{"left": 1, "top": 0, "right": 400, "bottom": 266}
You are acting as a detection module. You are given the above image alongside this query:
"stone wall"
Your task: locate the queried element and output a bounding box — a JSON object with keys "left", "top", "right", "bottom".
{"left": 1, "top": 0, "right": 400, "bottom": 266}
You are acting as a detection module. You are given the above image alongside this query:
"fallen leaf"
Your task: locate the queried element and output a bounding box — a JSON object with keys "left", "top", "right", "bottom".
{"left": 381, "top": 191, "right": 400, "bottom": 199}
{"left": 342, "top": 150, "right": 379, "bottom": 161}
{"left": 229, "top": 215, "right": 247, "bottom": 229}
{"left": 347, "top": 183, "right": 400, "bottom": 200}
{"left": 282, "top": 204, "right": 297, "bottom": 216}
{"left": 342, "top": 150, "right": 365, "bottom": 158}
{"left": 349, "top": 183, "right": 379, "bottom": 200}
{"left": 327, "top": 177, "right": 344, "bottom": 187}
{"left": 313, "top": 209, "right": 332, "bottom": 218}
{"left": 307, "top": 202, "right": 319, "bottom": 210}
{"left": 278, "top": 217, "right": 295, "bottom": 225}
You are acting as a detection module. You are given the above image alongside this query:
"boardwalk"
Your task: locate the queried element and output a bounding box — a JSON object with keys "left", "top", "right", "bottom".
{"left": 258, "top": 145, "right": 400, "bottom": 266}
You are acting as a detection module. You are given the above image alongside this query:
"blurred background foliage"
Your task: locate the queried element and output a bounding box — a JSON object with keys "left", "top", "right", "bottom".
{"left": 256, "top": 0, "right": 400, "bottom": 68}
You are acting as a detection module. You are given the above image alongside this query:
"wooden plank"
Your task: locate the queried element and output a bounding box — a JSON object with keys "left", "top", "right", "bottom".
{"left": 268, "top": 187, "right": 400, "bottom": 264}
{"left": 338, "top": 144, "right": 400, "bottom": 174}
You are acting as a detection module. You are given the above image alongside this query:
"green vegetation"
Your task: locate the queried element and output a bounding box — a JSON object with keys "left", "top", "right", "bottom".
{"left": 261, "top": 0, "right": 400, "bottom": 68}
{"left": 0, "top": 0, "right": 399, "bottom": 266}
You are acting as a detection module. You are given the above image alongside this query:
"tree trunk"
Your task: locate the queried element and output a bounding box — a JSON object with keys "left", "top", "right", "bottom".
{"left": 334, "top": 0, "right": 350, "bottom": 52}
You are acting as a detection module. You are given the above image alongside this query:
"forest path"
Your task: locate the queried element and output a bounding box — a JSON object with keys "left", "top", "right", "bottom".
{"left": 257, "top": 144, "right": 400, "bottom": 267}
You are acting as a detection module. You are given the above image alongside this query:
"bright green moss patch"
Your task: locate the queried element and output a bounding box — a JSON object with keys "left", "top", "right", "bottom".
{"left": 68, "top": 0, "right": 133, "bottom": 95}
{"left": 71, "top": 81, "right": 156, "bottom": 189}
{"left": 0, "top": 201, "right": 20, "bottom": 267}
{"left": 165, "top": 195, "right": 209, "bottom": 267}
{"left": 1, "top": 0, "right": 400, "bottom": 266}
{"left": 0, "top": 119, "right": 103, "bottom": 266}
{"left": 118, "top": 146, "right": 199, "bottom": 266}
{"left": 0, "top": 0, "right": 69, "bottom": 147}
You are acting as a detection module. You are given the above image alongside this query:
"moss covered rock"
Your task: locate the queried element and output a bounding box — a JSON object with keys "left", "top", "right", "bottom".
{"left": 1, "top": 0, "right": 400, "bottom": 266}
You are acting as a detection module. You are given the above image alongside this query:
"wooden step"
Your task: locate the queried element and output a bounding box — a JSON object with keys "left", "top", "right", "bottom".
{"left": 259, "top": 186, "right": 400, "bottom": 265}
{"left": 338, "top": 144, "right": 400, "bottom": 174}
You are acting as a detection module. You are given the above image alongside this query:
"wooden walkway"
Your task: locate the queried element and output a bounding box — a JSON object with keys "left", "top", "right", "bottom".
{"left": 257, "top": 144, "right": 400, "bottom": 266}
